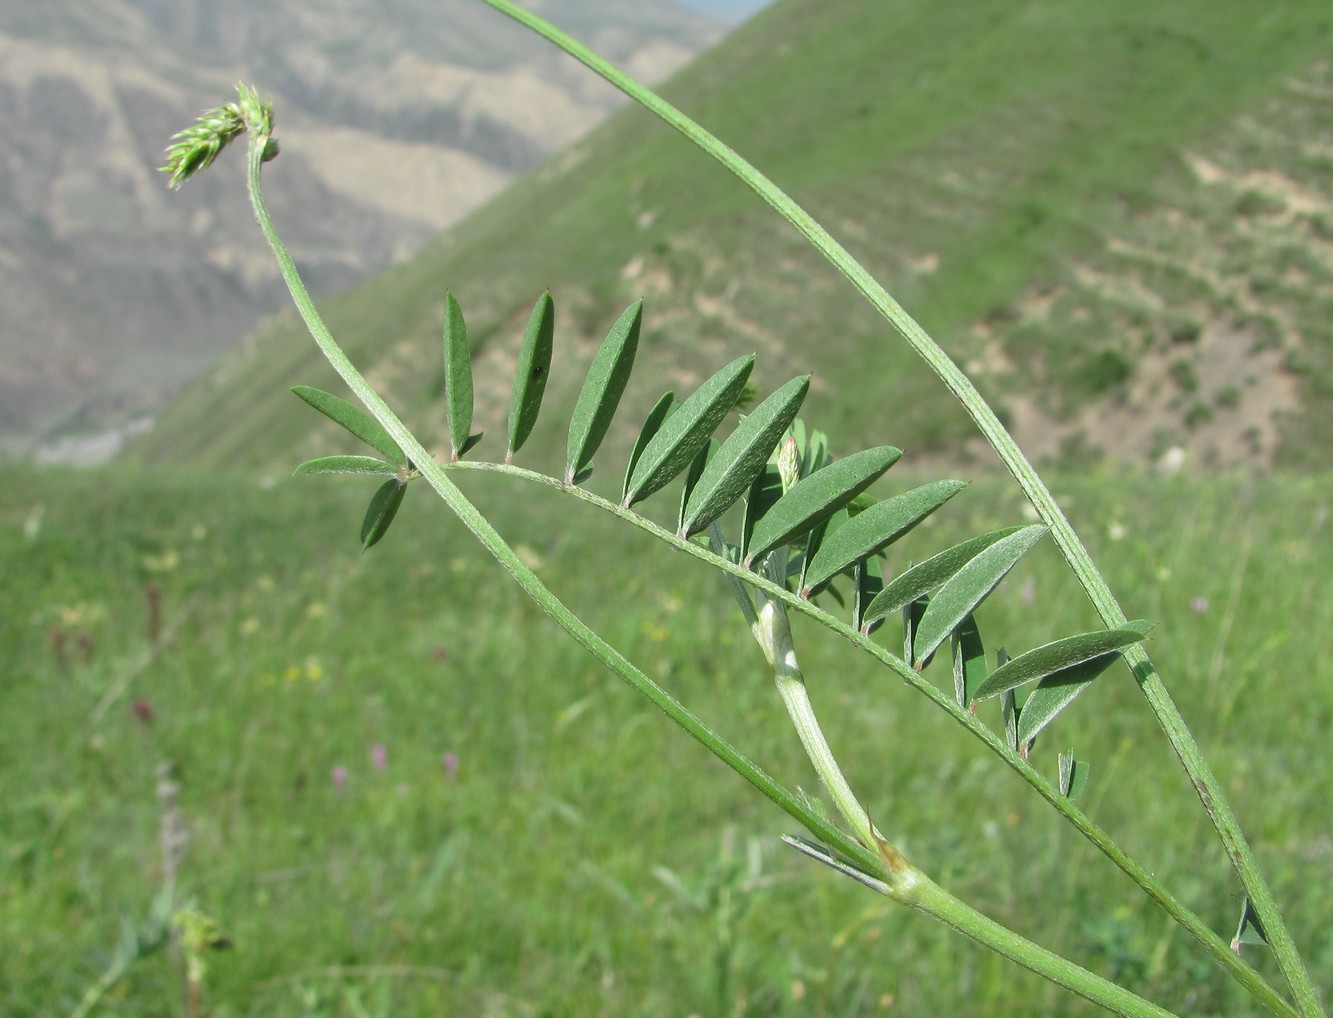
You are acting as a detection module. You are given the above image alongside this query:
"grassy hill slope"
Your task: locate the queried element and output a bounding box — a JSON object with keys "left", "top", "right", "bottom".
{"left": 127, "top": 0, "right": 1333, "bottom": 476}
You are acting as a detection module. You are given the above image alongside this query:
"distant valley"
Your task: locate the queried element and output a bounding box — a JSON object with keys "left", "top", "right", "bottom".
{"left": 0, "top": 0, "right": 724, "bottom": 462}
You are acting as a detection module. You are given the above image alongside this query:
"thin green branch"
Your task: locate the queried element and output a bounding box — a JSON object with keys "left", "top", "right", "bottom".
{"left": 229, "top": 117, "right": 1190, "bottom": 1018}
{"left": 444, "top": 459, "right": 1295, "bottom": 1018}
{"left": 472, "top": 4, "right": 1322, "bottom": 1015}
{"left": 239, "top": 130, "right": 872, "bottom": 877}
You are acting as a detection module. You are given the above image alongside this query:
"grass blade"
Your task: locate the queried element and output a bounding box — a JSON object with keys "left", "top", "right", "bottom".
{"left": 507, "top": 291, "right": 554, "bottom": 461}
{"left": 913, "top": 525, "right": 1047, "bottom": 668}
{"left": 291, "top": 385, "right": 405, "bottom": 465}
{"left": 744, "top": 446, "right": 901, "bottom": 568}
{"left": 623, "top": 354, "right": 754, "bottom": 507}
{"left": 680, "top": 374, "right": 810, "bottom": 537}
{"left": 801, "top": 479, "right": 966, "bottom": 595}
{"left": 566, "top": 300, "right": 642, "bottom": 484}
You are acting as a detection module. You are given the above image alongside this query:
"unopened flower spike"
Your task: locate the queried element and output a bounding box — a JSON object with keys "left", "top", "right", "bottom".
{"left": 161, "top": 83, "right": 278, "bottom": 189}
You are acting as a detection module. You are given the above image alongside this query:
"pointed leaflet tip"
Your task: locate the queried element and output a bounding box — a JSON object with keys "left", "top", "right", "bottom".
{"left": 911, "top": 525, "right": 1047, "bottom": 667}
{"left": 291, "top": 386, "right": 405, "bottom": 465}
{"left": 744, "top": 446, "right": 902, "bottom": 567}
{"left": 860, "top": 525, "right": 1027, "bottom": 631}
{"left": 566, "top": 300, "right": 642, "bottom": 484}
{"left": 680, "top": 374, "right": 810, "bottom": 537}
{"left": 623, "top": 392, "right": 678, "bottom": 504}
{"left": 624, "top": 355, "right": 754, "bottom": 507}
{"left": 507, "top": 291, "right": 555, "bottom": 459}
{"left": 360, "top": 478, "right": 407, "bottom": 551}
{"left": 801, "top": 479, "right": 966, "bottom": 595}
{"left": 443, "top": 292, "right": 474, "bottom": 459}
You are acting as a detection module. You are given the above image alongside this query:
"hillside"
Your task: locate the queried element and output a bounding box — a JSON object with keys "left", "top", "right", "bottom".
{"left": 129, "top": 0, "right": 1333, "bottom": 476}
{"left": 0, "top": 0, "right": 722, "bottom": 462}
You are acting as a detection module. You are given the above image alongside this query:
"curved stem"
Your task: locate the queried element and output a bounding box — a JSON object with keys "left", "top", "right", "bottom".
{"left": 473, "top": 4, "right": 1321, "bottom": 1015}
{"left": 242, "top": 130, "right": 1190, "bottom": 1018}
{"left": 242, "top": 133, "right": 875, "bottom": 878}
{"left": 444, "top": 460, "right": 1295, "bottom": 1018}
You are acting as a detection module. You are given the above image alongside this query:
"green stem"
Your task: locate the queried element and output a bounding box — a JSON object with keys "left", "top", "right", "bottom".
{"left": 447, "top": 460, "right": 1295, "bottom": 1018}
{"left": 473, "top": 3, "right": 1322, "bottom": 1015}
{"left": 243, "top": 126, "right": 1188, "bottom": 1018}
{"left": 242, "top": 131, "right": 873, "bottom": 879}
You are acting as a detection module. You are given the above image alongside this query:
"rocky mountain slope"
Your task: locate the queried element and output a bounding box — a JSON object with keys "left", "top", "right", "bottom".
{"left": 0, "top": 0, "right": 722, "bottom": 461}
{"left": 128, "top": 0, "right": 1333, "bottom": 476}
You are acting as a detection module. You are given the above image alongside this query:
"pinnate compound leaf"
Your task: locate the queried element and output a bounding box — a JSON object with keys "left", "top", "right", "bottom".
{"left": 802, "top": 479, "right": 966, "bottom": 595}
{"left": 1015, "top": 652, "right": 1122, "bottom": 746}
{"left": 952, "top": 614, "right": 987, "bottom": 708}
{"left": 360, "top": 479, "right": 406, "bottom": 551}
{"left": 912, "top": 525, "right": 1047, "bottom": 667}
{"left": 680, "top": 374, "right": 810, "bottom": 537}
{"left": 566, "top": 300, "right": 642, "bottom": 484}
{"left": 507, "top": 291, "right": 554, "bottom": 460}
{"left": 624, "top": 392, "right": 677, "bottom": 499}
{"left": 443, "top": 292, "right": 474, "bottom": 459}
{"left": 291, "top": 385, "right": 404, "bottom": 465}
{"left": 973, "top": 621, "right": 1153, "bottom": 700}
{"left": 294, "top": 455, "right": 399, "bottom": 477}
{"left": 861, "top": 526, "right": 1027, "bottom": 632}
{"left": 744, "top": 446, "right": 902, "bottom": 567}
{"left": 624, "top": 355, "right": 755, "bottom": 507}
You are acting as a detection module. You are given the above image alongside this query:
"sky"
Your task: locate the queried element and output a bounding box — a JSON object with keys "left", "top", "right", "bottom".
{"left": 675, "top": 0, "right": 774, "bottom": 20}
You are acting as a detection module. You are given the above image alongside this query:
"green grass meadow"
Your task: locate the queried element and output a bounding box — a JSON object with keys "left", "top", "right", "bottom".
{"left": 4, "top": 462, "right": 1330, "bottom": 1015}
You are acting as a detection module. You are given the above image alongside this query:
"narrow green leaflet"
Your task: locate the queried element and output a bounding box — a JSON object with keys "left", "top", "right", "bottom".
{"left": 507, "top": 291, "right": 554, "bottom": 461}
{"left": 293, "top": 455, "right": 399, "bottom": 477}
{"left": 1015, "top": 652, "right": 1123, "bottom": 746}
{"left": 861, "top": 526, "right": 1026, "bottom": 633}
{"left": 679, "top": 374, "right": 810, "bottom": 537}
{"left": 623, "top": 355, "right": 755, "bottom": 507}
{"left": 801, "top": 479, "right": 966, "bottom": 595}
{"left": 360, "top": 478, "right": 406, "bottom": 551}
{"left": 798, "top": 510, "right": 848, "bottom": 596}
{"left": 912, "top": 525, "right": 1047, "bottom": 668}
{"left": 443, "top": 292, "right": 476, "bottom": 459}
{"left": 624, "top": 392, "right": 677, "bottom": 501}
{"left": 973, "top": 621, "right": 1153, "bottom": 701}
{"left": 903, "top": 596, "right": 929, "bottom": 665}
{"left": 291, "top": 385, "right": 405, "bottom": 465}
{"left": 566, "top": 300, "right": 642, "bottom": 484}
{"left": 744, "top": 446, "right": 902, "bottom": 567}
{"left": 952, "top": 614, "right": 987, "bottom": 708}
{"left": 1058, "top": 751, "right": 1090, "bottom": 799}
{"left": 853, "top": 557, "right": 884, "bottom": 634}
{"left": 677, "top": 439, "right": 717, "bottom": 533}
{"left": 741, "top": 463, "right": 783, "bottom": 560}
{"left": 1232, "top": 896, "right": 1270, "bottom": 952}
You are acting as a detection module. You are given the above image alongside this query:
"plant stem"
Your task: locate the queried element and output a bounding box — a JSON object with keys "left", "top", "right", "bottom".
{"left": 473, "top": 3, "right": 1323, "bottom": 1015}
{"left": 243, "top": 124, "right": 1191, "bottom": 1018}
{"left": 447, "top": 459, "right": 1296, "bottom": 1018}
{"left": 241, "top": 131, "right": 876, "bottom": 880}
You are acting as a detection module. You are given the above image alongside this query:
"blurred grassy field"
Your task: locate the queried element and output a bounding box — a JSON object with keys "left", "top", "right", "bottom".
{"left": 2, "top": 462, "right": 1330, "bottom": 1016}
